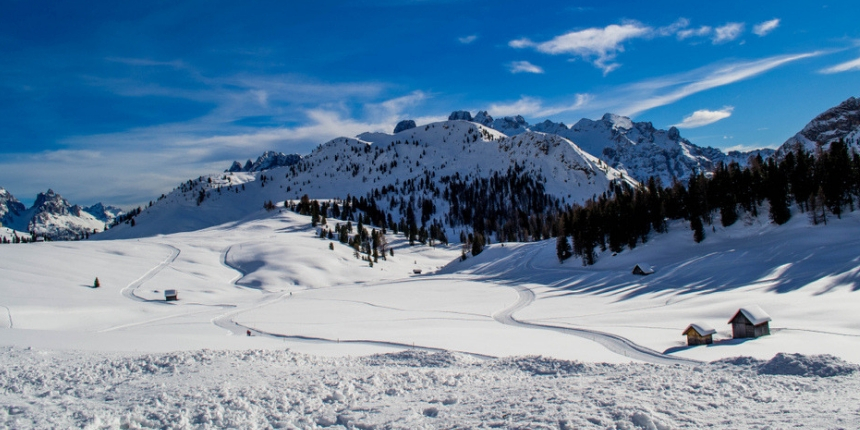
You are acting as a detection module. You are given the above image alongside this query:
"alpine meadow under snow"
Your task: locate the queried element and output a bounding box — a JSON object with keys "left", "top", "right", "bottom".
{"left": 4, "top": 101, "right": 860, "bottom": 428}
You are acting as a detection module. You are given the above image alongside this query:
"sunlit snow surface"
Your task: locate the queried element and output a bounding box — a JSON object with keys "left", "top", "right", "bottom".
{"left": 2, "top": 207, "right": 860, "bottom": 427}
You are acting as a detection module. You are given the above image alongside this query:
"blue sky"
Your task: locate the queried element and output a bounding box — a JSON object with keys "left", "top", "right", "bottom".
{"left": 2, "top": 0, "right": 859, "bottom": 207}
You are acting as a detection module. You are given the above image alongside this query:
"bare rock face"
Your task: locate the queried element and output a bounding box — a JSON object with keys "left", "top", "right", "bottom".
{"left": 393, "top": 120, "right": 417, "bottom": 134}
{"left": 447, "top": 110, "right": 473, "bottom": 121}
{"left": 227, "top": 151, "right": 302, "bottom": 172}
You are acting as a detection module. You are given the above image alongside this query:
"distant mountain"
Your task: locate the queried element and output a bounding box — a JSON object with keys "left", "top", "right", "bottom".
{"left": 472, "top": 111, "right": 764, "bottom": 185}
{"left": 102, "top": 119, "right": 636, "bottom": 239}
{"left": 0, "top": 187, "right": 113, "bottom": 240}
{"left": 0, "top": 187, "right": 26, "bottom": 228}
{"left": 83, "top": 202, "right": 125, "bottom": 225}
{"left": 776, "top": 96, "right": 860, "bottom": 157}
{"left": 228, "top": 151, "right": 302, "bottom": 172}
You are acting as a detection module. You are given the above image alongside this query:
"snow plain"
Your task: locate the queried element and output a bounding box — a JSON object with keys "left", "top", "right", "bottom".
{"left": 2, "top": 205, "right": 860, "bottom": 428}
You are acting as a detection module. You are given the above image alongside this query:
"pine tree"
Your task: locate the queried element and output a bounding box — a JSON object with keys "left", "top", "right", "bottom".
{"left": 94, "top": 277, "right": 100, "bottom": 288}
{"left": 691, "top": 216, "right": 705, "bottom": 243}
{"left": 556, "top": 235, "right": 572, "bottom": 262}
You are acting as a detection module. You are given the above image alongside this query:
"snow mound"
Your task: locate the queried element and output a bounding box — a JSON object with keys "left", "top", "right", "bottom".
{"left": 716, "top": 353, "right": 859, "bottom": 377}
{"left": 363, "top": 350, "right": 462, "bottom": 368}
{"left": 496, "top": 355, "right": 595, "bottom": 376}
{"left": 758, "top": 353, "right": 859, "bottom": 378}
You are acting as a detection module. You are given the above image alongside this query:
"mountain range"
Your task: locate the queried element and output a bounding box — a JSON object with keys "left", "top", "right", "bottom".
{"left": 4, "top": 97, "right": 859, "bottom": 241}
{"left": 0, "top": 188, "right": 123, "bottom": 241}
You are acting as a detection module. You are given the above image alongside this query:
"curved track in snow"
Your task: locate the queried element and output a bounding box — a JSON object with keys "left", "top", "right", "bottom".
{"left": 120, "top": 244, "right": 181, "bottom": 302}
{"left": 492, "top": 283, "right": 699, "bottom": 365}
{"left": 215, "top": 247, "right": 495, "bottom": 360}
{"left": 487, "top": 248, "right": 700, "bottom": 365}
{"left": 0, "top": 305, "right": 12, "bottom": 329}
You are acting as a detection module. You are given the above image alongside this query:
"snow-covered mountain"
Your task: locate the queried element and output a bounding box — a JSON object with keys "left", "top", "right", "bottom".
{"left": 83, "top": 202, "right": 125, "bottom": 225}
{"left": 228, "top": 151, "right": 302, "bottom": 172}
{"left": 776, "top": 96, "right": 860, "bottom": 157}
{"left": 0, "top": 187, "right": 113, "bottom": 240}
{"left": 0, "top": 187, "right": 26, "bottom": 227}
{"left": 102, "top": 119, "right": 636, "bottom": 239}
{"left": 468, "top": 110, "right": 765, "bottom": 185}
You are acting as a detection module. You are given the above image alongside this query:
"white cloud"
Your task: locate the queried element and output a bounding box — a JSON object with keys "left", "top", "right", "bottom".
{"left": 713, "top": 22, "right": 744, "bottom": 44}
{"left": 677, "top": 26, "right": 712, "bottom": 40}
{"left": 753, "top": 19, "right": 780, "bottom": 36}
{"left": 509, "top": 61, "right": 544, "bottom": 74}
{"left": 672, "top": 107, "right": 734, "bottom": 128}
{"left": 458, "top": 35, "right": 477, "bottom": 44}
{"left": 488, "top": 97, "right": 546, "bottom": 117}
{"left": 510, "top": 23, "right": 653, "bottom": 74}
{"left": 487, "top": 94, "right": 591, "bottom": 118}
{"left": 618, "top": 52, "right": 819, "bottom": 116}
{"left": 819, "top": 56, "right": 860, "bottom": 74}
{"left": 657, "top": 18, "right": 690, "bottom": 37}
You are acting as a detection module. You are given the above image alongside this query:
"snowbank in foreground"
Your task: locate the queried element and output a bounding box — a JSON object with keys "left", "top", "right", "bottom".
{"left": 1, "top": 347, "right": 858, "bottom": 429}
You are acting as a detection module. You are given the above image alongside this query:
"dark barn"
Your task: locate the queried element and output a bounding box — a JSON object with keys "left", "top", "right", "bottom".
{"left": 729, "top": 305, "right": 771, "bottom": 339}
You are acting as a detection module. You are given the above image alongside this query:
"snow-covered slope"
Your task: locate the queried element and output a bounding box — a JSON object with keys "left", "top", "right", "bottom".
{"left": 4, "top": 199, "right": 860, "bottom": 428}
{"left": 777, "top": 96, "right": 860, "bottom": 157}
{"left": 102, "top": 120, "right": 636, "bottom": 239}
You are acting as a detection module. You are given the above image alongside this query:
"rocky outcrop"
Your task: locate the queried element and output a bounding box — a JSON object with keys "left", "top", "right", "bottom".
{"left": 393, "top": 120, "right": 417, "bottom": 134}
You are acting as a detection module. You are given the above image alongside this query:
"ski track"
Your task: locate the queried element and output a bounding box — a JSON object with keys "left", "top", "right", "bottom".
{"left": 124, "top": 240, "right": 696, "bottom": 364}
{"left": 0, "top": 304, "right": 12, "bottom": 329}
{"left": 119, "top": 243, "right": 181, "bottom": 302}
{"left": 486, "top": 246, "right": 701, "bottom": 365}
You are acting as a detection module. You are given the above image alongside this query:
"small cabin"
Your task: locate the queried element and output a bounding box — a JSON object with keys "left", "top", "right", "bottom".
{"left": 164, "top": 289, "right": 178, "bottom": 301}
{"left": 682, "top": 323, "right": 716, "bottom": 346}
{"left": 632, "top": 263, "right": 654, "bottom": 276}
{"left": 728, "top": 305, "right": 771, "bottom": 339}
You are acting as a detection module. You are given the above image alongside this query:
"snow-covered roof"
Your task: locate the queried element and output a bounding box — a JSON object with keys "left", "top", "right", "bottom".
{"left": 633, "top": 263, "right": 654, "bottom": 274}
{"left": 683, "top": 323, "right": 716, "bottom": 337}
{"left": 729, "top": 305, "right": 772, "bottom": 326}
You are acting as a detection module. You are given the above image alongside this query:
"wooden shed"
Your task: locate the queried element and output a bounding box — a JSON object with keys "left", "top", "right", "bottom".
{"left": 632, "top": 263, "right": 654, "bottom": 275}
{"left": 728, "top": 305, "right": 771, "bottom": 339}
{"left": 682, "top": 323, "right": 716, "bottom": 346}
{"left": 164, "top": 289, "right": 178, "bottom": 301}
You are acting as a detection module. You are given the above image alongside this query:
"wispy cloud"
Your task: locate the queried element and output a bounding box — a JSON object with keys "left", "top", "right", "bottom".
{"left": 713, "top": 22, "right": 744, "bottom": 43}
{"left": 677, "top": 26, "right": 712, "bottom": 40}
{"left": 487, "top": 94, "right": 591, "bottom": 118}
{"left": 510, "top": 22, "right": 653, "bottom": 74}
{"left": 458, "top": 34, "right": 478, "bottom": 44}
{"left": 819, "top": 56, "right": 860, "bottom": 74}
{"left": 672, "top": 107, "right": 734, "bottom": 128}
{"left": 509, "top": 61, "right": 544, "bottom": 74}
{"left": 618, "top": 52, "right": 819, "bottom": 116}
{"left": 656, "top": 18, "right": 690, "bottom": 37}
{"left": 753, "top": 19, "right": 780, "bottom": 36}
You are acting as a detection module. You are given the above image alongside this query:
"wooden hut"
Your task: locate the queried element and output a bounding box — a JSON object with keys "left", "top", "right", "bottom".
{"left": 682, "top": 323, "right": 716, "bottom": 346}
{"left": 728, "top": 305, "right": 771, "bottom": 339}
{"left": 164, "top": 289, "right": 178, "bottom": 301}
{"left": 632, "top": 263, "right": 654, "bottom": 275}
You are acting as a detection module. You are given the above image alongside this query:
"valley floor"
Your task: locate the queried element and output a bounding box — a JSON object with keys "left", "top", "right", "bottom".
{"left": 2, "top": 207, "right": 860, "bottom": 427}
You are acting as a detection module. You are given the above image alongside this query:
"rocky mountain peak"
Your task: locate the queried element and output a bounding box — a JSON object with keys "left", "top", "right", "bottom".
{"left": 777, "top": 96, "right": 860, "bottom": 157}
{"left": 393, "top": 120, "right": 417, "bottom": 134}
{"left": 33, "top": 189, "right": 72, "bottom": 216}
{"left": 448, "top": 110, "right": 473, "bottom": 121}
{"left": 228, "top": 151, "right": 302, "bottom": 172}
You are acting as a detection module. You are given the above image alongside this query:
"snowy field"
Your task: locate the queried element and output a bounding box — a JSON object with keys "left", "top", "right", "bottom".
{"left": 2, "top": 207, "right": 860, "bottom": 427}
